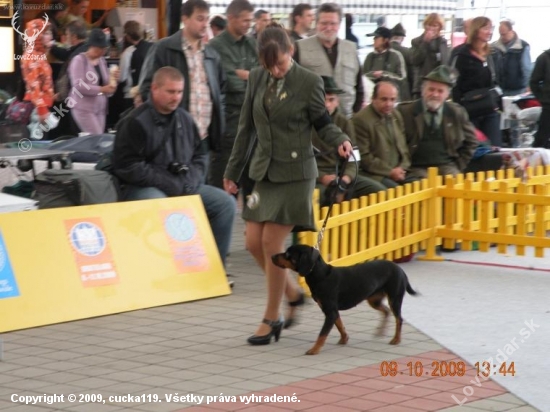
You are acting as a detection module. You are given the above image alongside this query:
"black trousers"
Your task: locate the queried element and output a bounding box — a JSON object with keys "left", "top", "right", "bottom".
{"left": 534, "top": 104, "right": 550, "bottom": 148}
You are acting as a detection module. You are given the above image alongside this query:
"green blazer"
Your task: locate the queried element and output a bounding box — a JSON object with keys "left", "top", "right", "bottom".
{"left": 224, "top": 63, "right": 350, "bottom": 183}
{"left": 397, "top": 100, "right": 478, "bottom": 171}
{"left": 312, "top": 108, "right": 357, "bottom": 181}
{"left": 352, "top": 105, "right": 411, "bottom": 181}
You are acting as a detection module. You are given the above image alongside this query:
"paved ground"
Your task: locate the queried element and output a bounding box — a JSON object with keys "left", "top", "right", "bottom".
{"left": 0, "top": 214, "right": 545, "bottom": 412}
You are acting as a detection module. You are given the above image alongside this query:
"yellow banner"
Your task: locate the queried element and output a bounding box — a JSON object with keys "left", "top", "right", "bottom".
{"left": 0, "top": 196, "right": 230, "bottom": 333}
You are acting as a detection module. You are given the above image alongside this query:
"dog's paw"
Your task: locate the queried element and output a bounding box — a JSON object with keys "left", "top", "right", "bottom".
{"left": 389, "top": 337, "right": 401, "bottom": 345}
{"left": 305, "top": 347, "right": 321, "bottom": 355}
{"left": 338, "top": 334, "right": 349, "bottom": 345}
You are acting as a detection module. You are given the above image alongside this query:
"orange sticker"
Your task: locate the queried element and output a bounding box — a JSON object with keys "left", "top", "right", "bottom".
{"left": 160, "top": 209, "right": 210, "bottom": 273}
{"left": 65, "top": 218, "right": 119, "bottom": 287}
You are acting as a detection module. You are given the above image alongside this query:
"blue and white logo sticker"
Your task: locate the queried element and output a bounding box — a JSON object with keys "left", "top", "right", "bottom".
{"left": 164, "top": 213, "right": 196, "bottom": 242}
{"left": 69, "top": 222, "right": 106, "bottom": 257}
{"left": 0, "top": 231, "right": 20, "bottom": 299}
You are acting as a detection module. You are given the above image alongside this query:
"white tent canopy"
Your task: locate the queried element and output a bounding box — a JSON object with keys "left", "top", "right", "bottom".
{"left": 209, "top": 0, "right": 458, "bottom": 16}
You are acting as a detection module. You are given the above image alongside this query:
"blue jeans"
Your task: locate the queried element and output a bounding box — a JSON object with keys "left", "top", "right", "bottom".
{"left": 124, "top": 185, "right": 236, "bottom": 266}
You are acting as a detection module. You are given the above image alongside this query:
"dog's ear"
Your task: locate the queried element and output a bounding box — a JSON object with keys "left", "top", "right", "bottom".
{"left": 295, "top": 246, "right": 319, "bottom": 274}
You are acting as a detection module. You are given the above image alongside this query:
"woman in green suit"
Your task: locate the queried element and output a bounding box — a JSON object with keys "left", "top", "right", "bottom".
{"left": 224, "top": 25, "right": 352, "bottom": 345}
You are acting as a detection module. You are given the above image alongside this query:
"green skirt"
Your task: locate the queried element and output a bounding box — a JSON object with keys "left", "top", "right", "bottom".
{"left": 242, "top": 179, "right": 316, "bottom": 232}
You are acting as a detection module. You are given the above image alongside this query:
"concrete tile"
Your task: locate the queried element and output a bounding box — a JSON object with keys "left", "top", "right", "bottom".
{"left": 130, "top": 365, "right": 180, "bottom": 376}
{"left": 457, "top": 399, "right": 516, "bottom": 411}
{"left": 219, "top": 369, "right": 271, "bottom": 380}
{"left": 7, "top": 347, "right": 57, "bottom": 356}
{"left": 39, "top": 361, "right": 88, "bottom": 371}
{"left": 101, "top": 371, "right": 152, "bottom": 382}
{"left": 489, "top": 394, "right": 527, "bottom": 406}
{"left": 226, "top": 381, "right": 277, "bottom": 392}
{"left": 69, "top": 404, "right": 125, "bottom": 412}
{"left": 2, "top": 379, "right": 53, "bottom": 390}
{"left": 8, "top": 367, "right": 59, "bottom": 379}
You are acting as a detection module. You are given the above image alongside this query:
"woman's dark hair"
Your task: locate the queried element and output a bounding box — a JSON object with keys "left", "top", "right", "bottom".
{"left": 257, "top": 24, "right": 292, "bottom": 69}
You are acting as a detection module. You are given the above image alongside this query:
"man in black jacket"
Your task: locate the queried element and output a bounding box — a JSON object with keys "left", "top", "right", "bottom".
{"left": 114, "top": 67, "right": 235, "bottom": 270}
{"left": 530, "top": 49, "right": 550, "bottom": 148}
{"left": 139, "top": 0, "right": 226, "bottom": 157}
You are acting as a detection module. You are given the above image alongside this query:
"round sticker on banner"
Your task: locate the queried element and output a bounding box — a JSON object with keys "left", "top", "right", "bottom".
{"left": 165, "top": 213, "right": 196, "bottom": 242}
{"left": 69, "top": 222, "right": 106, "bottom": 257}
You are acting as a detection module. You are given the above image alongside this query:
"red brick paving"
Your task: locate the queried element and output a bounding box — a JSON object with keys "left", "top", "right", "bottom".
{"left": 184, "top": 350, "right": 510, "bottom": 411}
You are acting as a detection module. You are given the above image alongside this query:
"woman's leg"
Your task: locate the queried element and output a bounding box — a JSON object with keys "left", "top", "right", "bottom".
{"left": 245, "top": 221, "right": 266, "bottom": 269}
{"left": 251, "top": 222, "right": 294, "bottom": 336}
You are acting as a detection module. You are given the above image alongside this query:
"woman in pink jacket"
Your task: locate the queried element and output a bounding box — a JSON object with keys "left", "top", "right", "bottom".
{"left": 68, "top": 28, "right": 117, "bottom": 134}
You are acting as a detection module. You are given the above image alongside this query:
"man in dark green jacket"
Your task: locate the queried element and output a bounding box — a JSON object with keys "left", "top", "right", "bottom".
{"left": 208, "top": 0, "right": 258, "bottom": 191}
{"left": 313, "top": 77, "right": 386, "bottom": 205}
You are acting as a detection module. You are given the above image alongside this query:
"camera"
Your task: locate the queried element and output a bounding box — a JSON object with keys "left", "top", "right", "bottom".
{"left": 167, "top": 162, "right": 189, "bottom": 175}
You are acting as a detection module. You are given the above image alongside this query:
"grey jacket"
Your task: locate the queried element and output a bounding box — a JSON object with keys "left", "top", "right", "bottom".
{"left": 138, "top": 30, "right": 226, "bottom": 151}
{"left": 411, "top": 34, "right": 450, "bottom": 94}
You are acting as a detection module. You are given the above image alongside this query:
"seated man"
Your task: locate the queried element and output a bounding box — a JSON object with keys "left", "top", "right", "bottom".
{"left": 113, "top": 66, "right": 236, "bottom": 274}
{"left": 397, "top": 65, "right": 478, "bottom": 178}
{"left": 353, "top": 81, "right": 412, "bottom": 188}
{"left": 313, "top": 76, "right": 386, "bottom": 206}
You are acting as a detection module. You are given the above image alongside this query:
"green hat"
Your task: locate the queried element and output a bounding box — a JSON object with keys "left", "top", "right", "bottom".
{"left": 390, "top": 23, "right": 406, "bottom": 37}
{"left": 423, "top": 65, "right": 458, "bottom": 86}
{"left": 321, "top": 76, "right": 345, "bottom": 95}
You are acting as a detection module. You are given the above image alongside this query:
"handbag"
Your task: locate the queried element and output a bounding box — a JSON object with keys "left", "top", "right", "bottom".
{"left": 460, "top": 87, "right": 500, "bottom": 118}
{"left": 32, "top": 169, "right": 119, "bottom": 209}
{"left": 452, "top": 53, "right": 502, "bottom": 118}
{"left": 6, "top": 99, "right": 34, "bottom": 125}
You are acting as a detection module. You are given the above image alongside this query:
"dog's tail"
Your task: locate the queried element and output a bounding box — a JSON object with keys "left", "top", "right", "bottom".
{"left": 406, "top": 281, "right": 419, "bottom": 296}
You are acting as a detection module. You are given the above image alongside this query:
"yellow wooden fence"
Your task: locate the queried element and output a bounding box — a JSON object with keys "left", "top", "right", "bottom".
{"left": 297, "top": 166, "right": 550, "bottom": 268}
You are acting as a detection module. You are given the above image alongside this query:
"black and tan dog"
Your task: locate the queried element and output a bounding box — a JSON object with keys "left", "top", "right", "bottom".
{"left": 272, "top": 244, "right": 418, "bottom": 355}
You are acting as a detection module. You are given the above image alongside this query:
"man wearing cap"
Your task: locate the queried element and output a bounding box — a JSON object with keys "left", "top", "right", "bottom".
{"left": 294, "top": 2, "right": 364, "bottom": 118}
{"left": 397, "top": 65, "right": 478, "bottom": 178}
{"left": 314, "top": 76, "right": 386, "bottom": 205}
{"left": 390, "top": 23, "right": 413, "bottom": 100}
{"left": 353, "top": 81, "right": 411, "bottom": 188}
{"left": 363, "top": 27, "right": 407, "bottom": 100}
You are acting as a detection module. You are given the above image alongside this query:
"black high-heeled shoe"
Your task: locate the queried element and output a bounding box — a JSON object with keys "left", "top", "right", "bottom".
{"left": 283, "top": 292, "right": 305, "bottom": 329}
{"left": 247, "top": 318, "right": 283, "bottom": 345}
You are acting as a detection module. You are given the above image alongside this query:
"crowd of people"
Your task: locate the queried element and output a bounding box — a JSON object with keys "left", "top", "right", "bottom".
{"left": 9, "top": 0, "right": 550, "bottom": 345}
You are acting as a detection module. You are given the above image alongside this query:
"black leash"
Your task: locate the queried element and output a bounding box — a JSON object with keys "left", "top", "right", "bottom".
{"left": 315, "top": 155, "right": 350, "bottom": 250}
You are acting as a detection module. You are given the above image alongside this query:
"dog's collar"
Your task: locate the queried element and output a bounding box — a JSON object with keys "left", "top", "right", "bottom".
{"left": 305, "top": 257, "right": 319, "bottom": 276}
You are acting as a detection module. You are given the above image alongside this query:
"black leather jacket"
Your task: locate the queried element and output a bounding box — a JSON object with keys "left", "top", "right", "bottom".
{"left": 113, "top": 101, "right": 207, "bottom": 196}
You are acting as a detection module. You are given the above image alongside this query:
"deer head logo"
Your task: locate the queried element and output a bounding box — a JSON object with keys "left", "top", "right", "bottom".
{"left": 11, "top": 11, "right": 49, "bottom": 53}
